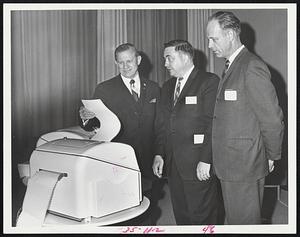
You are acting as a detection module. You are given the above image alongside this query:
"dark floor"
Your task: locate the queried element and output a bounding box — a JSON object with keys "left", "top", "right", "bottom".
{"left": 154, "top": 179, "right": 288, "bottom": 225}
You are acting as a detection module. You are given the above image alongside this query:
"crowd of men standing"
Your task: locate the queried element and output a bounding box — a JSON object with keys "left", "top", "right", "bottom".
{"left": 80, "top": 11, "right": 284, "bottom": 225}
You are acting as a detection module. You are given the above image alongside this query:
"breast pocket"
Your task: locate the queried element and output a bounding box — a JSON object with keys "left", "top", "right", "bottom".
{"left": 182, "top": 99, "right": 201, "bottom": 115}
{"left": 219, "top": 88, "right": 239, "bottom": 103}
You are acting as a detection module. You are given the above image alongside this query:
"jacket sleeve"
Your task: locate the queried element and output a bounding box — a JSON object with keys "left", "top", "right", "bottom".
{"left": 154, "top": 86, "right": 166, "bottom": 157}
{"left": 245, "top": 59, "right": 284, "bottom": 161}
{"left": 199, "top": 74, "right": 219, "bottom": 164}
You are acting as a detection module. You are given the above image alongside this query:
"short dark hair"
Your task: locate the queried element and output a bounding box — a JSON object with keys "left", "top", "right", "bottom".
{"left": 114, "top": 43, "right": 139, "bottom": 61}
{"left": 164, "top": 39, "right": 194, "bottom": 60}
{"left": 208, "top": 11, "right": 241, "bottom": 35}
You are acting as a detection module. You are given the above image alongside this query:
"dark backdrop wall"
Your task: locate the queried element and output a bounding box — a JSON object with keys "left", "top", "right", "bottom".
{"left": 127, "top": 9, "right": 187, "bottom": 86}
{"left": 11, "top": 10, "right": 98, "bottom": 226}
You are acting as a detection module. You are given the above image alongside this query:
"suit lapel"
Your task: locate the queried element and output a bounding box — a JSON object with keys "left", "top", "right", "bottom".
{"left": 139, "top": 77, "right": 148, "bottom": 108}
{"left": 174, "top": 67, "right": 198, "bottom": 108}
{"left": 167, "top": 78, "right": 177, "bottom": 111}
{"left": 217, "top": 47, "right": 248, "bottom": 97}
{"left": 116, "top": 74, "right": 140, "bottom": 109}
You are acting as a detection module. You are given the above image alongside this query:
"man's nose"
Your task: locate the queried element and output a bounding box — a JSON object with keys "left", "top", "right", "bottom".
{"left": 208, "top": 40, "right": 213, "bottom": 49}
{"left": 124, "top": 62, "right": 130, "bottom": 69}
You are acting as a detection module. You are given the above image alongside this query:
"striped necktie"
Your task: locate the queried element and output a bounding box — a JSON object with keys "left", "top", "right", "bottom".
{"left": 130, "top": 79, "right": 139, "bottom": 102}
{"left": 173, "top": 77, "right": 183, "bottom": 106}
{"left": 221, "top": 59, "right": 230, "bottom": 79}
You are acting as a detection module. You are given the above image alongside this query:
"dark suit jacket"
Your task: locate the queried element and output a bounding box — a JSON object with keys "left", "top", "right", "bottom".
{"left": 155, "top": 67, "right": 220, "bottom": 180}
{"left": 212, "top": 47, "right": 284, "bottom": 182}
{"left": 81, "top": 74, "right": 160, "bottom": 180}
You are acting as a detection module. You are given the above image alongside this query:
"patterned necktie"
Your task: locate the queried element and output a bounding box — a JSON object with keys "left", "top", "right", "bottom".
{"left": 221, "top": 59, "right": 230, "bottom": 79}
{"left": 130, "top": 79, "right": 139, "bottom": 102}
{"left": 173, "top": 77, "right": 183, "bottom": 106}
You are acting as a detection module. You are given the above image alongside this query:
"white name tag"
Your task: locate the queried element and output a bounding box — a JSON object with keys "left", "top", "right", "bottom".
{"left": 194, "top": 134, "right": 204, "bottom": 144}
{"left": 185, "top": 96, "right": 197, "bottom": 104}
{"left": 224, "top": 89, "right": 237, "bottom": 101}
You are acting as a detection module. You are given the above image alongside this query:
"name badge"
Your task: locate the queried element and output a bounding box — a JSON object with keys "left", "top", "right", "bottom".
{"left": 194, "top": 134, "right": 204, "bottom": 144}
{"left": 185, "top": 96, "right": 197, "bottom": 104}
{"left": 224, "top": 89, "right": 237, "bottom": 101}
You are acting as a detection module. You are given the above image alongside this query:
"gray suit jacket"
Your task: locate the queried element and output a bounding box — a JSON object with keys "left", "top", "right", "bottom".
{"left": 212, "top": 47, "right": 284, "bottom": 182}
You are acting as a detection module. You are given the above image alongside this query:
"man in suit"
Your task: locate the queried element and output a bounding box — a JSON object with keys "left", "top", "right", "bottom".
{"left": 79, "top": 43, "right": 161, "bottom": 225}
{"left": 206, "top": 11, "right": 284, "bottom": 224}
{"left": 152, "top": 39, "right": 221, "bottom": 225}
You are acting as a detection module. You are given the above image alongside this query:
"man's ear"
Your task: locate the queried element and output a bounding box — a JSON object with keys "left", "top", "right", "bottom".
{"left": 180, "top": 52, "right": 189, "bottom": 64}
{"left": 137, "top": 55, "right": 142, "bottom": 65}
{"left": 226, "top": 29, "right": 235, "bottom": 41}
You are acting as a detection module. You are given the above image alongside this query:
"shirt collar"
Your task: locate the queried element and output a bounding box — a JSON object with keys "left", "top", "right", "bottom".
{"left": 121, "top": 73, "right": 141, "bottom": 96}
{"left": 181, "top": 65, "right": 194, "bottom": 81}
{"left": 120, "top": 73, "right": 140, "bottom": 83}
{"left": 175, "top": 65, "right": 194, "bottom": 93}
{"left": 227, "top": 45, "right": 245, "bottom": 67}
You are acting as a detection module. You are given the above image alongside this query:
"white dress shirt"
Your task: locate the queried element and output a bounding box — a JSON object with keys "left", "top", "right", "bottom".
{"left": 174, "top": 65, "right": 194, "bottom": 95}
{"left": 227, "top": 45, "right": 245, "bottom": 69}
{"left": 121, "top": 73, "right": 141, "bottom": 97}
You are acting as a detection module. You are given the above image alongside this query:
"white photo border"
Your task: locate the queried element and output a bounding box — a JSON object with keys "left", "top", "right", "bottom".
{"left": 3, "top": 3, "right": 297, "bottom": 234}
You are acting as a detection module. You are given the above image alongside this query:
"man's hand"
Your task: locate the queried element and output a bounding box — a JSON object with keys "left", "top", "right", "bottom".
{"left": 196, "top": 161, "right": 211, "bottom": 181}
{"left": 79, "top": 106, "right": 96, "bottom": 120}
{"left": 152, "top": 155, "right": 164, "bottom": 178}
{"left": 268, "top": 159, "right": 275, "bottom": 173}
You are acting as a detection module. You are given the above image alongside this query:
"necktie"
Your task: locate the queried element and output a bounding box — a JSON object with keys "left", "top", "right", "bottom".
{"left": 130, "top": 79, "right": 139, "bottom": 102}
{"left": 173, "top": 77, "right": 183, "bottom": 106}
{"left": 221, "top": 59, "right": 230, "bottom": 79}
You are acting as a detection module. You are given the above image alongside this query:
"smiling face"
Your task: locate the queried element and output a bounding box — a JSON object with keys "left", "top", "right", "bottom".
{"left": 115, "top": 48, "right": 141, "bottom": 79}
{"left": 163, "top": 46, "right": 187, "bottom": 78}
{"left": 207, "top": 19, "right": 232, "bottom": 59}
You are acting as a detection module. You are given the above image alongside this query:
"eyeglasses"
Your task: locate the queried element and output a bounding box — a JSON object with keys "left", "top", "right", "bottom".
{"left": 116, "top": 58, "right": 137, "bottom": 68}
